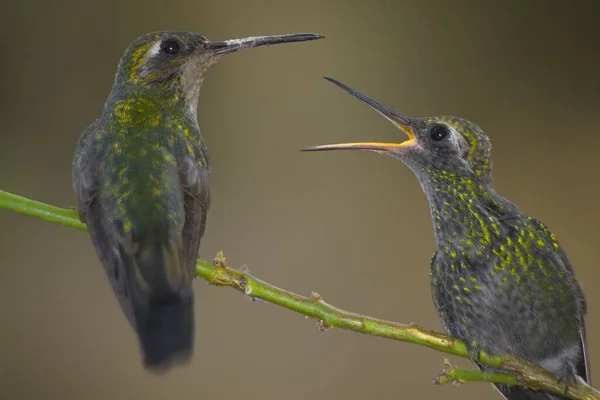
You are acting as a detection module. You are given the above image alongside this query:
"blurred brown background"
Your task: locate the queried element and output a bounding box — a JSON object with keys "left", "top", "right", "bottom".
{"left": 1, "top": 1, "right": 599, "bottom": 399}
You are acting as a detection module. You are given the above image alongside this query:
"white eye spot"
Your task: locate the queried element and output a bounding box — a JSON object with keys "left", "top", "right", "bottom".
{"left": 147, "top": 40, "right": 162, "bottom": 58}
{"left": 446, "top": 125, "right": 470, "bottom": 163}
{"left": 447, "top": 125, "right": 465, "bottom": 149}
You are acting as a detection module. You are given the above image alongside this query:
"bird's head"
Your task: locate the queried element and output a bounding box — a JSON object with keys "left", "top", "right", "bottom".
{"left": 112, "top": 31, "right": 323, "bottom": 111}
{"left": 302, "top": 78, "right": 493, "bottom": 185}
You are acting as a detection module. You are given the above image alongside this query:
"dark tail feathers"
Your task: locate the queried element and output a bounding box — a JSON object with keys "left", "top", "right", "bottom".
{"left": 135, "top": 292, "right": 195, "bottom": 370}
{"left": 119, "top": 235, "right": 195, "bottom": 371}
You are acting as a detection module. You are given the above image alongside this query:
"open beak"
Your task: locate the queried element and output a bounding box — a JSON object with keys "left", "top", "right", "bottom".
{"left": 301, "top": 77, "right": 415, "bottom": 154}
{"left": 204, "top": 33, "right": 324, "bottom": 56}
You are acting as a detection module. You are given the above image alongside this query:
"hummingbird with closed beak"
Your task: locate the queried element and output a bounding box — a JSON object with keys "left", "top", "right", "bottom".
{"left": 302, "top": 77, "right": 589, "bottom": 400}
{"left": 72, "top": 31, "right": 322, "bottom": 370}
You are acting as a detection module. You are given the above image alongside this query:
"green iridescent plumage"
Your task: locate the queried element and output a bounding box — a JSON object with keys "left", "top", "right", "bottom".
{"left": 73, "top": 30, "right": 322, "bottom": 370}
{"left": 303, "top": 77, "right": 589, "bottom": 400}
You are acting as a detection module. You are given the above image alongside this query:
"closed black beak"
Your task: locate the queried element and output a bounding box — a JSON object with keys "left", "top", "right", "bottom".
{"left": 205, "top": 33, "right": 324, "bottom": 55}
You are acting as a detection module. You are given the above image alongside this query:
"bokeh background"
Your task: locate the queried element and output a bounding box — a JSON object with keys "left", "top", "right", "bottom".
{"left": 1, "top": 1, "right": 599, "bottom": 399}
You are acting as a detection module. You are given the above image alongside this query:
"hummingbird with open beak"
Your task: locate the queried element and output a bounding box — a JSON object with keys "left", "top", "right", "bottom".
{"left": 302, "top": 77, "right": 589, "bottom": 400}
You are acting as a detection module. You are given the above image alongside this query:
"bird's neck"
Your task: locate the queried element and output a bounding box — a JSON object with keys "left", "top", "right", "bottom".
{"left": 415, "top": 167, "right": 514, "bottom": 254}
{"left": 104, "top": 85, "right": 198, "bottom": 128}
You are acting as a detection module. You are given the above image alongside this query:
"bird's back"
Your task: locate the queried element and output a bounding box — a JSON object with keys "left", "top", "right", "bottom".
{"left": 73, "top": 95, "right": 211, "bottom": 368}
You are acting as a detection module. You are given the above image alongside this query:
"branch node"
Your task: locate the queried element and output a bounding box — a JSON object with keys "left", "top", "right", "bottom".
{"left": 238, "top": 277, "right": 248, "bottom": 292}
{"left": 208, "top": 251, "right": 241, "bottom": 287}
{"left": 316, "top": 319, "right": 330, "bottom": 331}
{"left": 213, "top": 251, "right": 227, "bottom": 268}
{"left": 243, "top": 283, "right": 252, "bottom": 295}
{"left": 432, "top": 373, "right": 448, "bottom": 386}
{"left": 311, "top": 291, "right": 324, "bottom": 303}
{"left": 443, "top": 358, "right": 453, "bottom": 370}
{"left": 241, "top": 279, "right": 263, "bottom": 302}
{"left": 434, "top": 358, "right": 461, "bottom": 386}
{"left": 239, "top": 264, "right": 250, "bottom": 273}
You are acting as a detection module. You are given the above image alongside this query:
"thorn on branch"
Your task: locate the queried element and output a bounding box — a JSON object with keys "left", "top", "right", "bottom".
{"left": 311, "top": 291, "right": 324, "bottom": 303}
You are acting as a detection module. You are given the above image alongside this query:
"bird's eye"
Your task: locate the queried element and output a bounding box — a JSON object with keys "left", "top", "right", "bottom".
{"left": 430, "top": 125, "right": 449, "bottom": 141}
{"left": 161, "top": 40, "right": 181, "bottom": 55}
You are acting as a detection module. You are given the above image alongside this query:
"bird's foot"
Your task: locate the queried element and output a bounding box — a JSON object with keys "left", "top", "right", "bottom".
{"left": 557, "top": 363, "right": 577, "bottom": 395}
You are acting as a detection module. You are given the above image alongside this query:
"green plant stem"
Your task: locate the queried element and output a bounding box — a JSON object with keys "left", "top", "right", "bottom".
{"left": 0, "top": 188, "right": 598, "bottom": 400}
{"left": 0, "top": 189, "right": 85, "bottom": 230}
{"left": 440, "top": 367, "right": 517, "bottom": 385}
{"left": 433, "top": 359, "right": 518, "bottom": 385}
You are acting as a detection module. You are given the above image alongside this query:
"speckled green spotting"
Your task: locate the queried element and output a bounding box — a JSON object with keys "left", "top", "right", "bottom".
{"left": 309, "top": 86, "right": 589, "bottom": 396}
{"left": 72, "top": 31, "right": 214, "bottom": 369}
{"left": 73, "top": 29, "right": 323, "bottom": 369}
{"left": 381, "top": 115, "right": 590, "bottom": 395}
